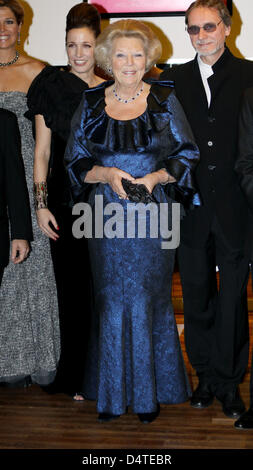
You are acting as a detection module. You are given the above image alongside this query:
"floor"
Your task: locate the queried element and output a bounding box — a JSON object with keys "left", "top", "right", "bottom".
{"left": 0, "top": 271, "right": 252, "bottom": 462}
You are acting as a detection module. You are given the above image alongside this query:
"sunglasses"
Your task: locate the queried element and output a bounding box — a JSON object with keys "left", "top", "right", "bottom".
{"left": 187, "top": 19, "right": 223, "bottom": 35}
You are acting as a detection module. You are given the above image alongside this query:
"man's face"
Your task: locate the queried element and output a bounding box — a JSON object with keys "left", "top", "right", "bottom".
{"left": 187, "top": 6, "right": 231, "bottom": 64}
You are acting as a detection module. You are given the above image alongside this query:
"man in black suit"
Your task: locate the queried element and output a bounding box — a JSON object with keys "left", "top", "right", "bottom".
{"left": 161, "top": 0, "right": 253, "bottom": 418}
{"left": 0, "top": 108, "right": 33, "bottom": 284}
{"left": 234, "top": 88, "right": 253, "bottom": 429}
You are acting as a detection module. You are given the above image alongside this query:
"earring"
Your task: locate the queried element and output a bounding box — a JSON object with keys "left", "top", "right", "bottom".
{"left": 17, "top": 31, "right": 21, "bottom": 45}
{"left": 107, "top": 66, "right": 113, "bottom": 76}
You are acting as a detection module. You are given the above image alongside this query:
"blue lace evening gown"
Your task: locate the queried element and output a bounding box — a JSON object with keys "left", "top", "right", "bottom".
{"left": 65, "top": 80, "right": 200, "bottom": 415}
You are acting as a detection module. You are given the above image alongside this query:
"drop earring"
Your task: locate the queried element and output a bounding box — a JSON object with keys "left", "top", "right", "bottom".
{"left": 17, "top": 31, "right": 21, "bottom": 45}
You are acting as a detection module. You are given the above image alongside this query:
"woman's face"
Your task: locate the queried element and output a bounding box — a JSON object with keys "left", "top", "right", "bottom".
{"left": 0, "top": 7, "right": 21, "bottom": 50}
{"left": 111, "top": 36, "right": 146, "bottom": 89}
{"left": 66, "top": 27, "right": 96, "bottom": 78}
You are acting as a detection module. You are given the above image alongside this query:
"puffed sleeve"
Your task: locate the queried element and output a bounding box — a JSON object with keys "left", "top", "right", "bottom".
{"left": 26, "top": 66, "right": 88, "bottom": 140}
{"left": 64, "top": 94, "right": 97, "bottom": 203}
{"left": 154, "top": 87, "right": 201, "bottom": 208}
{"left": 26, "top": 66, "right": 53, "bottom": 119}
{"left": 235, "top": 87, "right": 253, "bottom": 213}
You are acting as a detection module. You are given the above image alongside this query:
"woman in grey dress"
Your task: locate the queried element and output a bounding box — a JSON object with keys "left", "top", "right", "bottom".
{"left": 0, "top": 0, "right": 60, "bottom": 386}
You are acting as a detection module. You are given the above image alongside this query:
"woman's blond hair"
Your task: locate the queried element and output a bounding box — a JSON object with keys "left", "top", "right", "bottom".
{"left": 95, "top": 19, "right": 162, "bottom": 74}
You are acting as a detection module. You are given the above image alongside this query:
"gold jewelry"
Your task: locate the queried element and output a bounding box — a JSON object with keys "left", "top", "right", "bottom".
{"left": 34, "top": 182, "right": 48, "bottom": 210}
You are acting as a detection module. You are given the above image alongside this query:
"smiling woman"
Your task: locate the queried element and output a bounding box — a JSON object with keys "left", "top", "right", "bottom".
{"left": 66, "top": 28, "right": 97, "bottom": 83}
{"left": 0, "top": 11, "right": 21, "bottom": 52}
{"left": 25, "top": 2, "right": 104, "bottom": 401}
{"left": 0, "top": 0, "right": 23, "bottom": 54}
{"left": 0, "top": 1, "right": 43, "bottom": 91}
{"left": 106, "top": 36, "right": 148, "bottom": 119}
{"left": 64, "top": 18, "right": 200, "bottom": 424}
{"left": 96, "top": 19, "right": 162, "bottom": 74}
{"left": 95, "top": 19, "right": 162, "bottom": 121}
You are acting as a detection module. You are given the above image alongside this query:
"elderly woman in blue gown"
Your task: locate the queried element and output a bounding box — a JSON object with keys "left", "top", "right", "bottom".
{"left": 65, "top": 19, "right": 200, "bottom": 423}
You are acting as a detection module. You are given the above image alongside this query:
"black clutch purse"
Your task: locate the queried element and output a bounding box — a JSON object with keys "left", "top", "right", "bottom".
{"left": 121, "top": 178, "right": 157, "bottom": 203}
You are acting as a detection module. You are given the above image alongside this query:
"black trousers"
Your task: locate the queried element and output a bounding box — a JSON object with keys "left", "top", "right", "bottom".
{"left": 249, "top": 265, "right": 253, "bottom": 405}
{"left": 178, "top": 216, "right": 249, "bottom": 393}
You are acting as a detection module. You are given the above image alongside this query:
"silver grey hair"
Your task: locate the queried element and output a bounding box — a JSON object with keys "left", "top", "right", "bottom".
{"left": 95, "top": 19, "right": 162, "bottom": 75}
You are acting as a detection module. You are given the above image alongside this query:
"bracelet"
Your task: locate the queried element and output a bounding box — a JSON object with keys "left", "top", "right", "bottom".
{"left": 34, "top": 181, "right": 48, "bottom": 210}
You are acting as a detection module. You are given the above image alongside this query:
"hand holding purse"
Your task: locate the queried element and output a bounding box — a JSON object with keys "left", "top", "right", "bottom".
{"left": 121, "top": 178, "right": 157, "bottom": 203}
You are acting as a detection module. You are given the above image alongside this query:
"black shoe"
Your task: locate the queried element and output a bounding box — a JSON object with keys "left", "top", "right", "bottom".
{"left": 190, "top": 382, "right": 214, "bottom": 409}
{"left": 0, "top": 376, "right": 32, "bottom": 389}
{"left": 98, "top": 413, "right": 120, "bottom": 423}
{"left": 138, "top": 404, "right": 160, "bottom": 424}
{"left": 216, "top": 386, "right": 245, "bottom": 419}
{"left": 234, "top": 406, "right": 253, "bottom": 429}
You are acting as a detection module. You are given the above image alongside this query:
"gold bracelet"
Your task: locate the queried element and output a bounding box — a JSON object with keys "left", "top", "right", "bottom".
{"left": 34, "top": 181, "right": 48, "bottom": 210}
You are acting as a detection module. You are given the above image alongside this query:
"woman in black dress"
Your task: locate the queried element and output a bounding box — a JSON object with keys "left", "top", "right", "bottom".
{"left": 26, "top": 3, "right": 104, "bottom": 399}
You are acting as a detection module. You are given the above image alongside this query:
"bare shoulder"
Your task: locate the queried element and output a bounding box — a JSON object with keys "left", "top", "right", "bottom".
{"left": 18, "top": 54, "right": 45, "bottom": 80}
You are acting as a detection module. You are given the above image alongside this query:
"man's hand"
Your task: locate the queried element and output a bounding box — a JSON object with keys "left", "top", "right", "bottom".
{"left": 11, "top": 239, "right": 30, "bottom": 264}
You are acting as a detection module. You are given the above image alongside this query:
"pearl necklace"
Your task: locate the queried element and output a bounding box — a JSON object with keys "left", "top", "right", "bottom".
{"left": 0, "top": 51, "right": 19, "bottom": 68}
{"left": 112, "top": 82, "right": 144, "bottom": 104}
